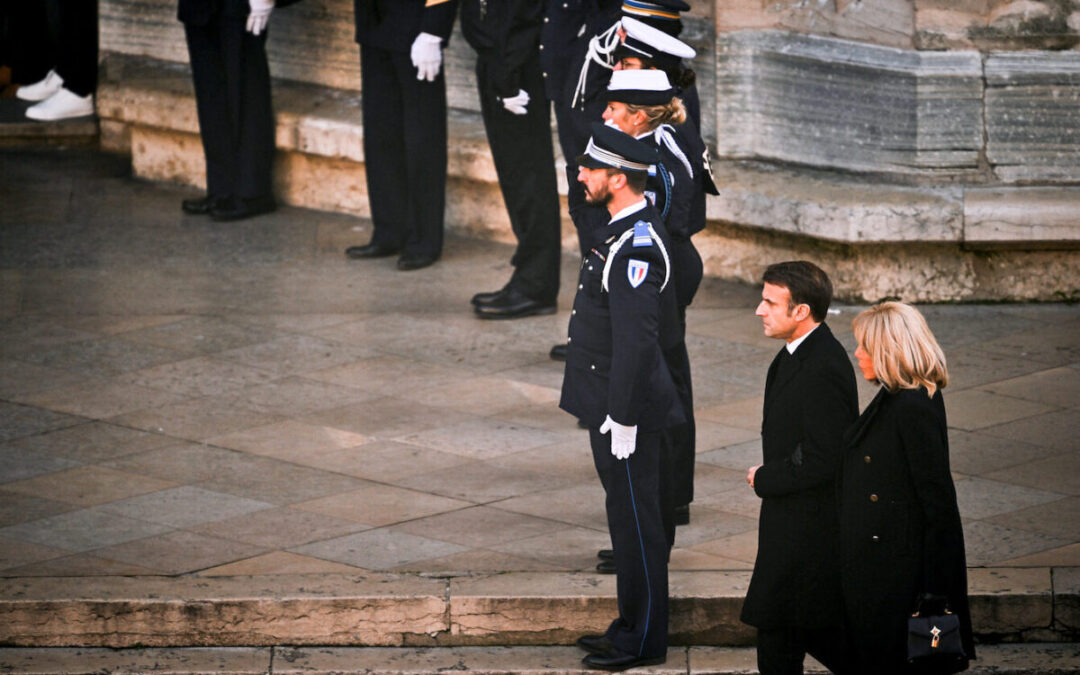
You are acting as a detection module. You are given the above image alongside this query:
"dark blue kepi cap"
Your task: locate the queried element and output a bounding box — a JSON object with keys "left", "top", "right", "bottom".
{"left": 620, "top": 0, "right": 690, "bottom": 36}
{"left": 576, "top": 122, "right": 659, "bottom": 173}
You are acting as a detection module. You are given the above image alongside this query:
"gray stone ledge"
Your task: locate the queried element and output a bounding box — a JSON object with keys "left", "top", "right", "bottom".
{"left": 965, "top": 188, "right": 1080, "bottom": 247}
{"left": 0, "top": 644, "right": 1079, "bottom": 674}
{"left": 0, "top": 569, "right": 1075, "bottom": 648}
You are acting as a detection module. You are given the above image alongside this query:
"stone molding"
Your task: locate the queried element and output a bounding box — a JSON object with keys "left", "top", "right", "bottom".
{"left": 0, "top": 569, "right": 1074, "bottom": 647}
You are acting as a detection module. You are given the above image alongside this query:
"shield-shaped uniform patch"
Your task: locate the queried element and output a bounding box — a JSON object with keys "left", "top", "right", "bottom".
{"left": 627, "top": 259, "right": 649, "bottom": 288}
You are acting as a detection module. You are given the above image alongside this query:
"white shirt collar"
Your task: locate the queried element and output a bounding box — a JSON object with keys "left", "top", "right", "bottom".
{"left": 609, "top": 198, "right": 649, "bottom": 225}
{"left": 786, "top": 323, "right": 820, "bottom": 354}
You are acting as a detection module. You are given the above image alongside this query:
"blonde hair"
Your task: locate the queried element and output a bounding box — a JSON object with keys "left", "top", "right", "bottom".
{"left": 626, "top": 96, "right": 687, "bottom": 131}
{"left": 852, "top": 302, "right": 949, "bottom": 397}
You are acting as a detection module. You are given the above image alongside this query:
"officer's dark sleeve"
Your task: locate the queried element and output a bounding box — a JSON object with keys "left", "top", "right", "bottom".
{"left": 658, "top": 142, "right": 694, "bottom": 239}
{"left": 606, "top": 246, "right": 665, "bottom": 426}
{"left": 489, "top": 0, "right": 544, "bottom": 98}
{"left": 420, "top": 0, "right": 459, "bottom": 40}
{"left": 753, "top": 363, "right": 853, "bottom": 498}
{"left": 898, "top": 393, "right": 966, "bottom": 599}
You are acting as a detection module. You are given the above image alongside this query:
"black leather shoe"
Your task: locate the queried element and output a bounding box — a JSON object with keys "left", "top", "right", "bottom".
{"left": 474, "top": 288, "right": 556, "bottom": 320}
{"left": 181, "top": 195, "right": 220, "bottom": 215}
{"left": 210, "top": 196, "right": 276, "bottom": 222}
{"left": 576, "top": 634, "right": 614, "bottom": 656}
{"left": 674, "top": 504, "right": 690, "bottom": 526}
{"left": 345, "top": 243, "right": 400, "bottom": 259}
{"left": 397, "top": 252, "right": 438, "bottom": 271}
{"left": 550, "top": 343, "right": 568, "bottom": 361}
{"left": 597, "top": 549, "right": 614, "bottom": 561}
{"left": 595, "top": 559, "right": 615, "bottom": 574}
{"left": 471, "top": 284, "right": 510, "bottom": 306}
{"left": 582, "top": 650, "right": 665, "bottom": 671}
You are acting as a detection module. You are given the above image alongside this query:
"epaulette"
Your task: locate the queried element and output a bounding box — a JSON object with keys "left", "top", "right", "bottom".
{"left": 632, "top": 220, "right": 652, "bottom": 247}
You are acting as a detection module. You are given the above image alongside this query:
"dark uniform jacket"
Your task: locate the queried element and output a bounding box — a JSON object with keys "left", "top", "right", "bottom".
{"left": 642, "top": 120, "right": 716, "bottom": 241}
{"left": 559, "top": 200, "right": 684, "bottom": 431}
{"left": 354, "top": 0, "right": 458, "bottom": 51}
{"left": 540, "top": 0, "right": 620, "bottom": 101}
{"left": 461, "top": 0, "right": 543, "bottom": 98}
{"left": 740, "top": 323, "right": 859, "bottom": 629}
{"left": 839, "top": 387, "right": 974, "bottom": 673}
{"left": 179, "top": 0, "right": 302, "bottom": 24}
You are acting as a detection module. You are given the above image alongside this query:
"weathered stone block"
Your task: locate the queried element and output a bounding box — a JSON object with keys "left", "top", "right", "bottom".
{"left": 1054, "top": 566, "right": 1080, "bottom": 633}
{"left": 986, "top": 52, "right": 1080, "bottom": 183}
{"left": 965, "top": 187, "right": 1080, "bottom": 246}
{"left": 448, "top": 573, "right": 617, "bottom": 645}
{"left": 0, "top": 575, "right": 448, "bottom": 647}
{"left": 968, "top": 567, "right": 1053, "bottom": 636}
{"left": 669, "top": 571, "right": 754, "bottom": 646}
{"left": 706, "top": 161, "right": 964, "bottom": 244}
{"left": 715, "top": 0, "right": 916, "bottom": 49}
{"left": 714, "top": 32, "right": 983, "bottom": 178}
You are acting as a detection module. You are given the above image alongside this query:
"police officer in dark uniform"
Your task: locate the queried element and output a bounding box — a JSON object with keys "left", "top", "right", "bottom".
{"left": 179, "top": 0, "right": 302, "bottom": 221}
{"left": 561, "top": 123, "right": 683, "bottom": 672}
{"left": 346, "top": 0, "right": 459, "bottom": 271}
{"left": 549, "top": 0, "right": 692, "bottom": 360}
{"left": 463, "top": 0, "right": 562, "bottom": 319}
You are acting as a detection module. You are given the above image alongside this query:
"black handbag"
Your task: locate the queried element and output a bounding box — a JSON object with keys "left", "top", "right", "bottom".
{"left": 907, "top": 594, "right": 966, "bottom": 671}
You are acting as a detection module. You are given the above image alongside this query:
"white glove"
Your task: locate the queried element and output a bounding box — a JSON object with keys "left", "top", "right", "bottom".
{"left": 246, "top": 0, "right": 274, "bottom": 35}
{"left": 410, "top": 32, "right": 444, "bottom": 82}
{"left": 501, "top": 89, "right": 530, "bottom": 115}
{"left": 600, "top": 414, "right": 637, "bottom": 460}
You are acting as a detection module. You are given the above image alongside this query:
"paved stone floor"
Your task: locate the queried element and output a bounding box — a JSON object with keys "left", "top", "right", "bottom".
{"left": 1, "top": 148, "right": 1078, "bottom": 581}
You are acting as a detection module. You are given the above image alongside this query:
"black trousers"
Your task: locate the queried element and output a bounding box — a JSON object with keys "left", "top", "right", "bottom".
{"left": 664, "top": 237, "right": 703, "bottom": 512}
{"left": 756, "top": 626, "right": 851, "bottom": 675}
{"left": 184, "top": 17, "right": 274, "bottom": 202}
{"left": 0, "top": 0, "right": 51, "bottom": 85}
{"left": 475, "top": 53, "right": 561, "bottom": 303}
{"left": 44, "top": 0, "right": 97, "bottom": 96}
{"left": 590, "top": 427, "right": 669, "bottom": 660}
{"left": 360, "top": 44, "right": 447, "bottom": 259}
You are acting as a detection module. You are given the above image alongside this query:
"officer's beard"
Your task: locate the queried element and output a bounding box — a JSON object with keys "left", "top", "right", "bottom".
{"left": 584, "top": 183, "right": 613, "bottom": 207}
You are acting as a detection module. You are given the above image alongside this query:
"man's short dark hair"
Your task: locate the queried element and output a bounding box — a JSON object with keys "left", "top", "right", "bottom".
{"left": 762, "top": 261, "right": 833, "bottom": 322}
{"left": 605, "top": 167, "right": 648, "bottom": 193}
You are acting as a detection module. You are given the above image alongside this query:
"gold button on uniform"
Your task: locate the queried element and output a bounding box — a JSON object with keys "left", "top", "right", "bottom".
{"left": 870, "top": 494, "right": 879, "bottom": 502}
{"left": 872, "top": 535, "right": 880, "bottom": 542}
{"left": 864, "top": 456, "right": 871, "bottom": 463}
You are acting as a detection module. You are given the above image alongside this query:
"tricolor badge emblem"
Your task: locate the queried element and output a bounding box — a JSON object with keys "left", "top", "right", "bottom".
{"left": 627, "top": 259, "right": 649, "bottom": 288}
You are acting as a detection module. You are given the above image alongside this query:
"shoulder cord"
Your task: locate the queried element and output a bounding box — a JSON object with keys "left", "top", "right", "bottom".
{"left": 655, "top": 124, "right": 694, "bottom": 179}
{"left": 571, "top": 22, "right": 620, "bottom": 110}
{"left": 601, "top": 225, "right": 671, "bottom": 294}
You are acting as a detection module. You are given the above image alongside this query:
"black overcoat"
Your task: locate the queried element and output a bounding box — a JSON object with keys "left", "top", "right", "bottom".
{"left": 740, "top": 323, "right": 859, "bottom": 629}
{"left": 839, "top": 386, "right": 975, "bottom": 674}
{"left": 354, "top": 0, "right": 458, "bottom": 51}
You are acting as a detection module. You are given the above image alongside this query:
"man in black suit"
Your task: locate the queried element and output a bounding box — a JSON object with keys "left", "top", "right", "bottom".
{"left": 741, "top": 260, "right": 858, "bottom": 675}
{"left": 179, "top": 0, "right": 299, "bottom": 221}
{"left": 345, "top": 0, "right": 459, "bottom": 271}
{"left": 560, "top": 123, "right": 683, "bottom": 672}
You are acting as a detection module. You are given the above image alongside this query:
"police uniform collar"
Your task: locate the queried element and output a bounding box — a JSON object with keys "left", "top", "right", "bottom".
{"left": 609, "top": 198, "right": 649, "bottom": 225}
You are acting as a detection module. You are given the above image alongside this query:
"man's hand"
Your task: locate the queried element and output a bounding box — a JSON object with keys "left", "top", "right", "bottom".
{"left": 747, "top": 464, "right": 761, "bottom": 488}
{"left": 246, "top": 0, "right": 274, "bottom": 35}
{"left": 410, "top": 32, "right": 443, "bottom": 82}
{"left": 501, "top": 89, "right": 529, "bottom": 115}
{"left": 600, "top": 415, "right": 637, "bottom": 460}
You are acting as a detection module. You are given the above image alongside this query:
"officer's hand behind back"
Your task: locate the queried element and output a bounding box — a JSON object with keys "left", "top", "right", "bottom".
{"left": 246, "top": 0, "right": 274, "bottom": 35}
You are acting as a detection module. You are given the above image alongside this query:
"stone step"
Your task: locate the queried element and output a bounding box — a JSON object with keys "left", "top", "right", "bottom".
{"left": 91, "top": 52, "right": 1080, "bottom": 303}
{"left": 0, "top": 644, "right": 1078, "bottom": 674}
{"left": 0, "top": 569, "right": 1075, "bottom": 648}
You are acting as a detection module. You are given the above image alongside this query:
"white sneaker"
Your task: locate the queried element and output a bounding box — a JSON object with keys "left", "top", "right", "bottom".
{"left": 16, "top": 69, "right": 63, "bottom": 102}
{"left": 26, "top": 88, "right": 94, "bottom": 121}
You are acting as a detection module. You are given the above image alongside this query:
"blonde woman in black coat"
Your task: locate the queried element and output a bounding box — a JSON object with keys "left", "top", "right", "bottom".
{"left": 841, "top": 302, "right": 974, "bottom": 674}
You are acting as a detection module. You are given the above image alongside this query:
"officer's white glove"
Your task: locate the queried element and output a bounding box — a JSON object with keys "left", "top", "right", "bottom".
{"left": 501, "top": 89, "right": 530, "bottom": 115}
{"left": 600, "top": 414, "right": 637, "bottom": 460}
{"left": 246, "top": 0, "right": 274, "bottom": 35}
{"left": 411, "top": 32, "right": 444, "bottom": 82}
